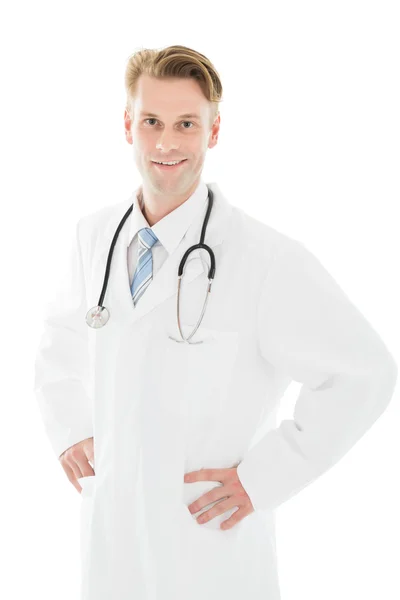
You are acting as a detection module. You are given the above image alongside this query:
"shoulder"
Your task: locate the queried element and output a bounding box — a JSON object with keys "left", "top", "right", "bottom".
{"left": 75, "top": 195, "right": 133, "bottom": 244}
{"left": 228, "top": 203, "right": 306, "bottom": 269}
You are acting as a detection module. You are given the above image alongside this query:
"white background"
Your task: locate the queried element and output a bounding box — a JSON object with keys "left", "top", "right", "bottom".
{"left": 1, "top": 1, "right": 399, "bottom": 598}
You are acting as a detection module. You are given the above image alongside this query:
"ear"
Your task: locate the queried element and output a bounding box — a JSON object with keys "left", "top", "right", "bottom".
{"left": 124, "top": 108, "right": 133, "bottom": 144}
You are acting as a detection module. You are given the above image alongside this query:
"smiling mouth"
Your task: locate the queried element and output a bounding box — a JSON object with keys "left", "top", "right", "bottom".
{"left": 152, "top": 159, "right": 187, "bottom": 164}
{"left": 151, "top": 159, "right": 188, "bottom": 169}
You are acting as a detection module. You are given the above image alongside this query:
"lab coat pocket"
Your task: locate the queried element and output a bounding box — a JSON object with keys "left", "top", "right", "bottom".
{"left": 78, "top": 475, "right": 96, "bottom": 571}
{"left": 161, "top": 325, "right": 239, "bottom": 417}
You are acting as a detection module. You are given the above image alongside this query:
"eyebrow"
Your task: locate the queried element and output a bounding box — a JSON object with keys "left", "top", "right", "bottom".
{"left": 139, "top": 111, "right": 201, "bottom": 120}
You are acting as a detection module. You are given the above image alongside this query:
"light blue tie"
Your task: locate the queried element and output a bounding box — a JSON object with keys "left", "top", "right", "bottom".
{"left": 130, "top": 227, "right": 159, "bottom": 306}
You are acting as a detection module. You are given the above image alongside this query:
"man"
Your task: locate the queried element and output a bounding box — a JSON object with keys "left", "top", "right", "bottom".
{"left": 34, "top": 45, "right": 398, "bottom": 600}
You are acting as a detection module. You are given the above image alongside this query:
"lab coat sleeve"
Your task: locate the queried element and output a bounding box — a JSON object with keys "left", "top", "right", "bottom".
{"left": 33, "top": 218, "right": 93, "bottom": 460}
{"left": 236, "top": 239, "right": 398, "bottom": 512}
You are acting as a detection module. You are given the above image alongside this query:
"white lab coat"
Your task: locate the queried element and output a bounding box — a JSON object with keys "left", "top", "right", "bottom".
{"left": 34, "top": 181, "right": 398, "bottom": 600}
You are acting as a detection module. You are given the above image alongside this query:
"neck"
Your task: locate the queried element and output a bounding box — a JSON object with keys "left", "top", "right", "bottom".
{"left": 138, "top": 179, "right": 200, "bottom": 227}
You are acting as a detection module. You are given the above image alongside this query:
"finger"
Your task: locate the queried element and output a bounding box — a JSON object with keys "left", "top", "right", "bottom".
{"left": 220, "top": 506, "right": 246, "bottom": 530}
{"left": 62, "top": 452, "right": 94, "bottom": 486}
{"left": 63, "top": 456, "right": 95, "bottom": 493}
{"left": 63, "top": 456, "right": 84, "bottom": 481}
{"left": 196, "top": 498, "right": 238, "bottom": 524}
{"left": 84, "top": 442, "right": 95, "bottom": 470}
{"left": 184, "top": 468, "right": 231, "bottom": 483}
{"left": 67, "top": 445, "right": 95, "bottom": 479}
{"left": 188, "top": 487, "right": 229, "bottom": 515}
{"left": 60, "top": 461, "right": 83, "bottom": 494}
{"left": 74, "top": 455, "right": 95, "bottom": 478}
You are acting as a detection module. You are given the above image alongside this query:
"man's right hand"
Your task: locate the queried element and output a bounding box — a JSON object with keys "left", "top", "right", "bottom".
{"left": 59, "top": 437, "right": 95, "bottom": 494}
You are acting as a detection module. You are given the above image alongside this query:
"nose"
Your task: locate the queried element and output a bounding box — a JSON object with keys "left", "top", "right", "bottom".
{"left": 156, "top": 134, "right": 179, "bottom": 153}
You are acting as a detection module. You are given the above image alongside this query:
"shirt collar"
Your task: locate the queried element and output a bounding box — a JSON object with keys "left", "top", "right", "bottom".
{"left": 128, "top": 177, "right": 209, "bottom": 255}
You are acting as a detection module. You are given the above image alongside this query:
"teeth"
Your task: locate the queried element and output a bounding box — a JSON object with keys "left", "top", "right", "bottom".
{"left": 154, "top": 160, "right": 183, "bottom": 165}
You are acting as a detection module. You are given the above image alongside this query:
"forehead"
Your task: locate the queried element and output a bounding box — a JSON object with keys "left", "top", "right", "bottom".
{"left": 133, "top": 74, "right": 208, "bottom": 120}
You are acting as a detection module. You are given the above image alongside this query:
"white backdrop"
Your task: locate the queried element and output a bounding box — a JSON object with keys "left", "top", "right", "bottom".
{"left": 1, "top": 1, "right": 399, "bottom": 599}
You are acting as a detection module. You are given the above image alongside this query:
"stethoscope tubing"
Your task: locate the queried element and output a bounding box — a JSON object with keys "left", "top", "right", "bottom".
{"left": 98, "top": 204, "right": 133, "bottom": 308}
{"left": 86, "top": 186, "right": 216, "bottom": 341}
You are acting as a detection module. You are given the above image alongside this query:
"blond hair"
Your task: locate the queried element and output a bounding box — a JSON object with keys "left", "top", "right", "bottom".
{"left": 124, "top": 45, "right": 223, "bottom": 129}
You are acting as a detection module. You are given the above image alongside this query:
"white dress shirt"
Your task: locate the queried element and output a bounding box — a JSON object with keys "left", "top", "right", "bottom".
{"left": 126, "top": 178, "right": 210, "bottom": 289}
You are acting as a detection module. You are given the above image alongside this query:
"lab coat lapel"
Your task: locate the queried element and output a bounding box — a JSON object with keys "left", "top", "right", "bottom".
{"left": 94, "top": 182, "right": 233, "bottom": 328}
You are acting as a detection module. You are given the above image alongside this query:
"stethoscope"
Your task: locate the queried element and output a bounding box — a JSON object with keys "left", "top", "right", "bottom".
{"left": 85, "top": 186, "right": 216, "bottom": 344}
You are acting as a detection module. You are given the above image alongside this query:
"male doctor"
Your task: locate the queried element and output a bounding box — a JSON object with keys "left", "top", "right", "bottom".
{"left": 34, "top": 45, "right": 398, "bottom": 600}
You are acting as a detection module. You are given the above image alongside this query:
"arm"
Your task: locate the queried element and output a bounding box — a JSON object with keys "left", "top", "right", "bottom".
{"left": 236, "top": 239, "right": 398, "bottom": 512}
{"left": 33, "top": 218, "right": 93, "bottom": 460}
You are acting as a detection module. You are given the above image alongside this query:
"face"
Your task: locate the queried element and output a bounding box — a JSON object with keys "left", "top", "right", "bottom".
{"left": 124, "top": 74, "right": 220, "bottom": 199}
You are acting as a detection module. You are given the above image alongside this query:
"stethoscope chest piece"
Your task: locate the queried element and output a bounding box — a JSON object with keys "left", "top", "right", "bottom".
{"left": 86, "top": 305, "right": 110, "bottom": 329}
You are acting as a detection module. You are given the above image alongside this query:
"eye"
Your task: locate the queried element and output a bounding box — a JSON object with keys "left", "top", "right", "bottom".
{"left": 144, "top": 119, "right": 194, "bottom": 129}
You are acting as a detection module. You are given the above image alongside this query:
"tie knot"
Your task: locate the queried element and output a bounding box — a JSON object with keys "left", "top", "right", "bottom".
{"left": 138, "top": 227, "right": 158, "bottom": 249}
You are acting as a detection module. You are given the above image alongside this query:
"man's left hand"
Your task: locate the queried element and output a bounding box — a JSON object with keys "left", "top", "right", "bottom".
{"left": 184, "top": 467, "right": 254, "bottom": 530}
